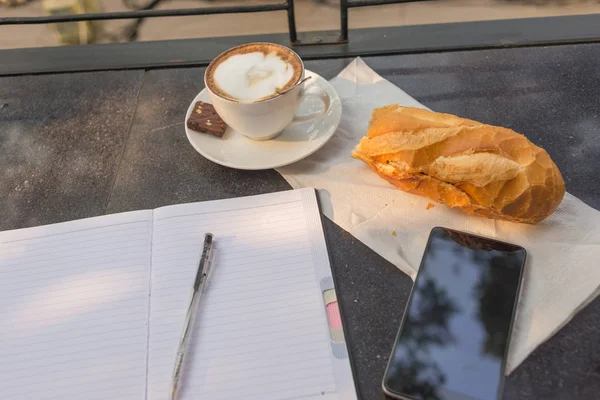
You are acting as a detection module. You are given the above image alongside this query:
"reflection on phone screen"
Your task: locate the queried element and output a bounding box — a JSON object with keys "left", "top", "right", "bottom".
{"left": 384, "top": 228, "right": 525, "bottom": 400}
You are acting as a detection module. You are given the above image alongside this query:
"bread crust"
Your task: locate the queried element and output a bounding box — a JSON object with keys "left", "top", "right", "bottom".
{"left": 352, "top": 105, "right": 565, "bottom": 223}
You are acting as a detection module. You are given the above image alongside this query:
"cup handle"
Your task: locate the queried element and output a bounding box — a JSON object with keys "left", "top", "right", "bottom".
{"left": 289, "top": 83, "right": 331, "bottom": 125}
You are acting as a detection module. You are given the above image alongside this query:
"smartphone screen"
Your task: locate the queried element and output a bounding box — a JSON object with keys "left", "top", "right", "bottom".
{"left": 383, "top": 227, "right": 526, "bottom": 400}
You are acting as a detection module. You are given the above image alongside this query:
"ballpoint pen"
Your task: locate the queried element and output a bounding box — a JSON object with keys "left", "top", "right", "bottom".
{"left": 170, "top": 233, "right": 215, "bottom": 400}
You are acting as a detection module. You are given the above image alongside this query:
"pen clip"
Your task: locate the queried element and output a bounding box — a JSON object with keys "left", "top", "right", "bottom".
{"left": 194, "top": 233, "right": 214, "bottom": 291}
{"left": 202, "top": 233, "right": 215, "bottom": 290}
{"left": 204, "top": 257, "right": 215, "bottom": 290}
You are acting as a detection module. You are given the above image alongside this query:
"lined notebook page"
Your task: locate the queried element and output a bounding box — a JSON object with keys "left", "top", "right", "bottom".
{"left": 0, "top": 211, "right": 153, "bottom": 400}
{"left": 148, "top": 189, "right": 336, "bottom": 400}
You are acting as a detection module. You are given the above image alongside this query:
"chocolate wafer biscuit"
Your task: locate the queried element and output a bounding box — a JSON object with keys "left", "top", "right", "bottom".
{"left": 187, "top": 101, "right": 226, "bottom": 137}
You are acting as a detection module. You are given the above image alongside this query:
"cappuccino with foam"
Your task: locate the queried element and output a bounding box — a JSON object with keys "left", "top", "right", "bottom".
{"left": 206, "top": 43, "right": 302, "bottom": 102}
{"left": 204, "top": 43, "right": 330, "bottom": 141}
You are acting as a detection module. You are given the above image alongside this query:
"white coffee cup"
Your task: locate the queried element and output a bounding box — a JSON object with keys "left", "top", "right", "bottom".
{"left": 204, "top": 43, "right": 331, "bottom": 141}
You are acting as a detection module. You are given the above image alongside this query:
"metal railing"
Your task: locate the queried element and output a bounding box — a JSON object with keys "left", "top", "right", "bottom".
{"left": 0, "top": 0, "right": 426, "bottom": 45}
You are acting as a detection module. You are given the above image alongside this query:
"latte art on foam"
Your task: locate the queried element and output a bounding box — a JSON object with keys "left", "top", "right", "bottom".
{"left": 214, "top": 52, "right": 295, "bottom": 101}
{"left": 208, "top": 45, "right": 301, "bottom": 102}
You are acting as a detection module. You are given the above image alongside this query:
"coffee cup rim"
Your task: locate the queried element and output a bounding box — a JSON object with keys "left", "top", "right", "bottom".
{"left": 204, "top": 42, "right": 305, "bottom": 105}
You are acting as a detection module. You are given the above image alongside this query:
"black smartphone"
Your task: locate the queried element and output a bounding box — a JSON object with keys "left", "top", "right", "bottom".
{"left": 382, "top": 227, "right": 526, "bottom": 400}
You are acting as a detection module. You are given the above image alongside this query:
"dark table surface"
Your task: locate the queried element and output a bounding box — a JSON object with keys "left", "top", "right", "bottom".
{"left": 1, "top": 43, "right": 599, "bottom": 400}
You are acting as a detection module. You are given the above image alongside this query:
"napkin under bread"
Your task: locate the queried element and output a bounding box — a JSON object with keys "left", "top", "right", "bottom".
{"left": 277, "top": 58, "right": 600, "bottom": 374}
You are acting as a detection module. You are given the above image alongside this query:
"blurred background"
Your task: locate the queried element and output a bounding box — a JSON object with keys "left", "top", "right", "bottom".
{"left": 2, "top": 0, "right": 600, "bottom": 49}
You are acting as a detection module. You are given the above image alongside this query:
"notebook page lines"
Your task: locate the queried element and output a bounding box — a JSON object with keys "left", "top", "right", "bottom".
{"left": 148, "top": 195, "right": 336, "bottom": 400}
{"left": 0, "top": 211, "right": 153, "bottom": 400}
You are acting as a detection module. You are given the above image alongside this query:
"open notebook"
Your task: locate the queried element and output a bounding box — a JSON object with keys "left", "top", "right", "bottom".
{"left": 0, "top": 188, "right": 357, "bottom": 400}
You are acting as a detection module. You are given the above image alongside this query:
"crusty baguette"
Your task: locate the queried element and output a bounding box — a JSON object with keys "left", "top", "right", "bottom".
{"left": 352, "top": 105, "right": 565, "bottom": 224}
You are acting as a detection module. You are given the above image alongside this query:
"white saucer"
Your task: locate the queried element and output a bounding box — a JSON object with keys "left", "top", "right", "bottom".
{"left": 184, "top": 70, "right": 341, "bottom": 170}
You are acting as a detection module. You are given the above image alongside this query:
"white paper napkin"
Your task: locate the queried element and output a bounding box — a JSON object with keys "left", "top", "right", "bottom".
{"left": 277, "top": 57, "right": 600, "bottom": 374}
